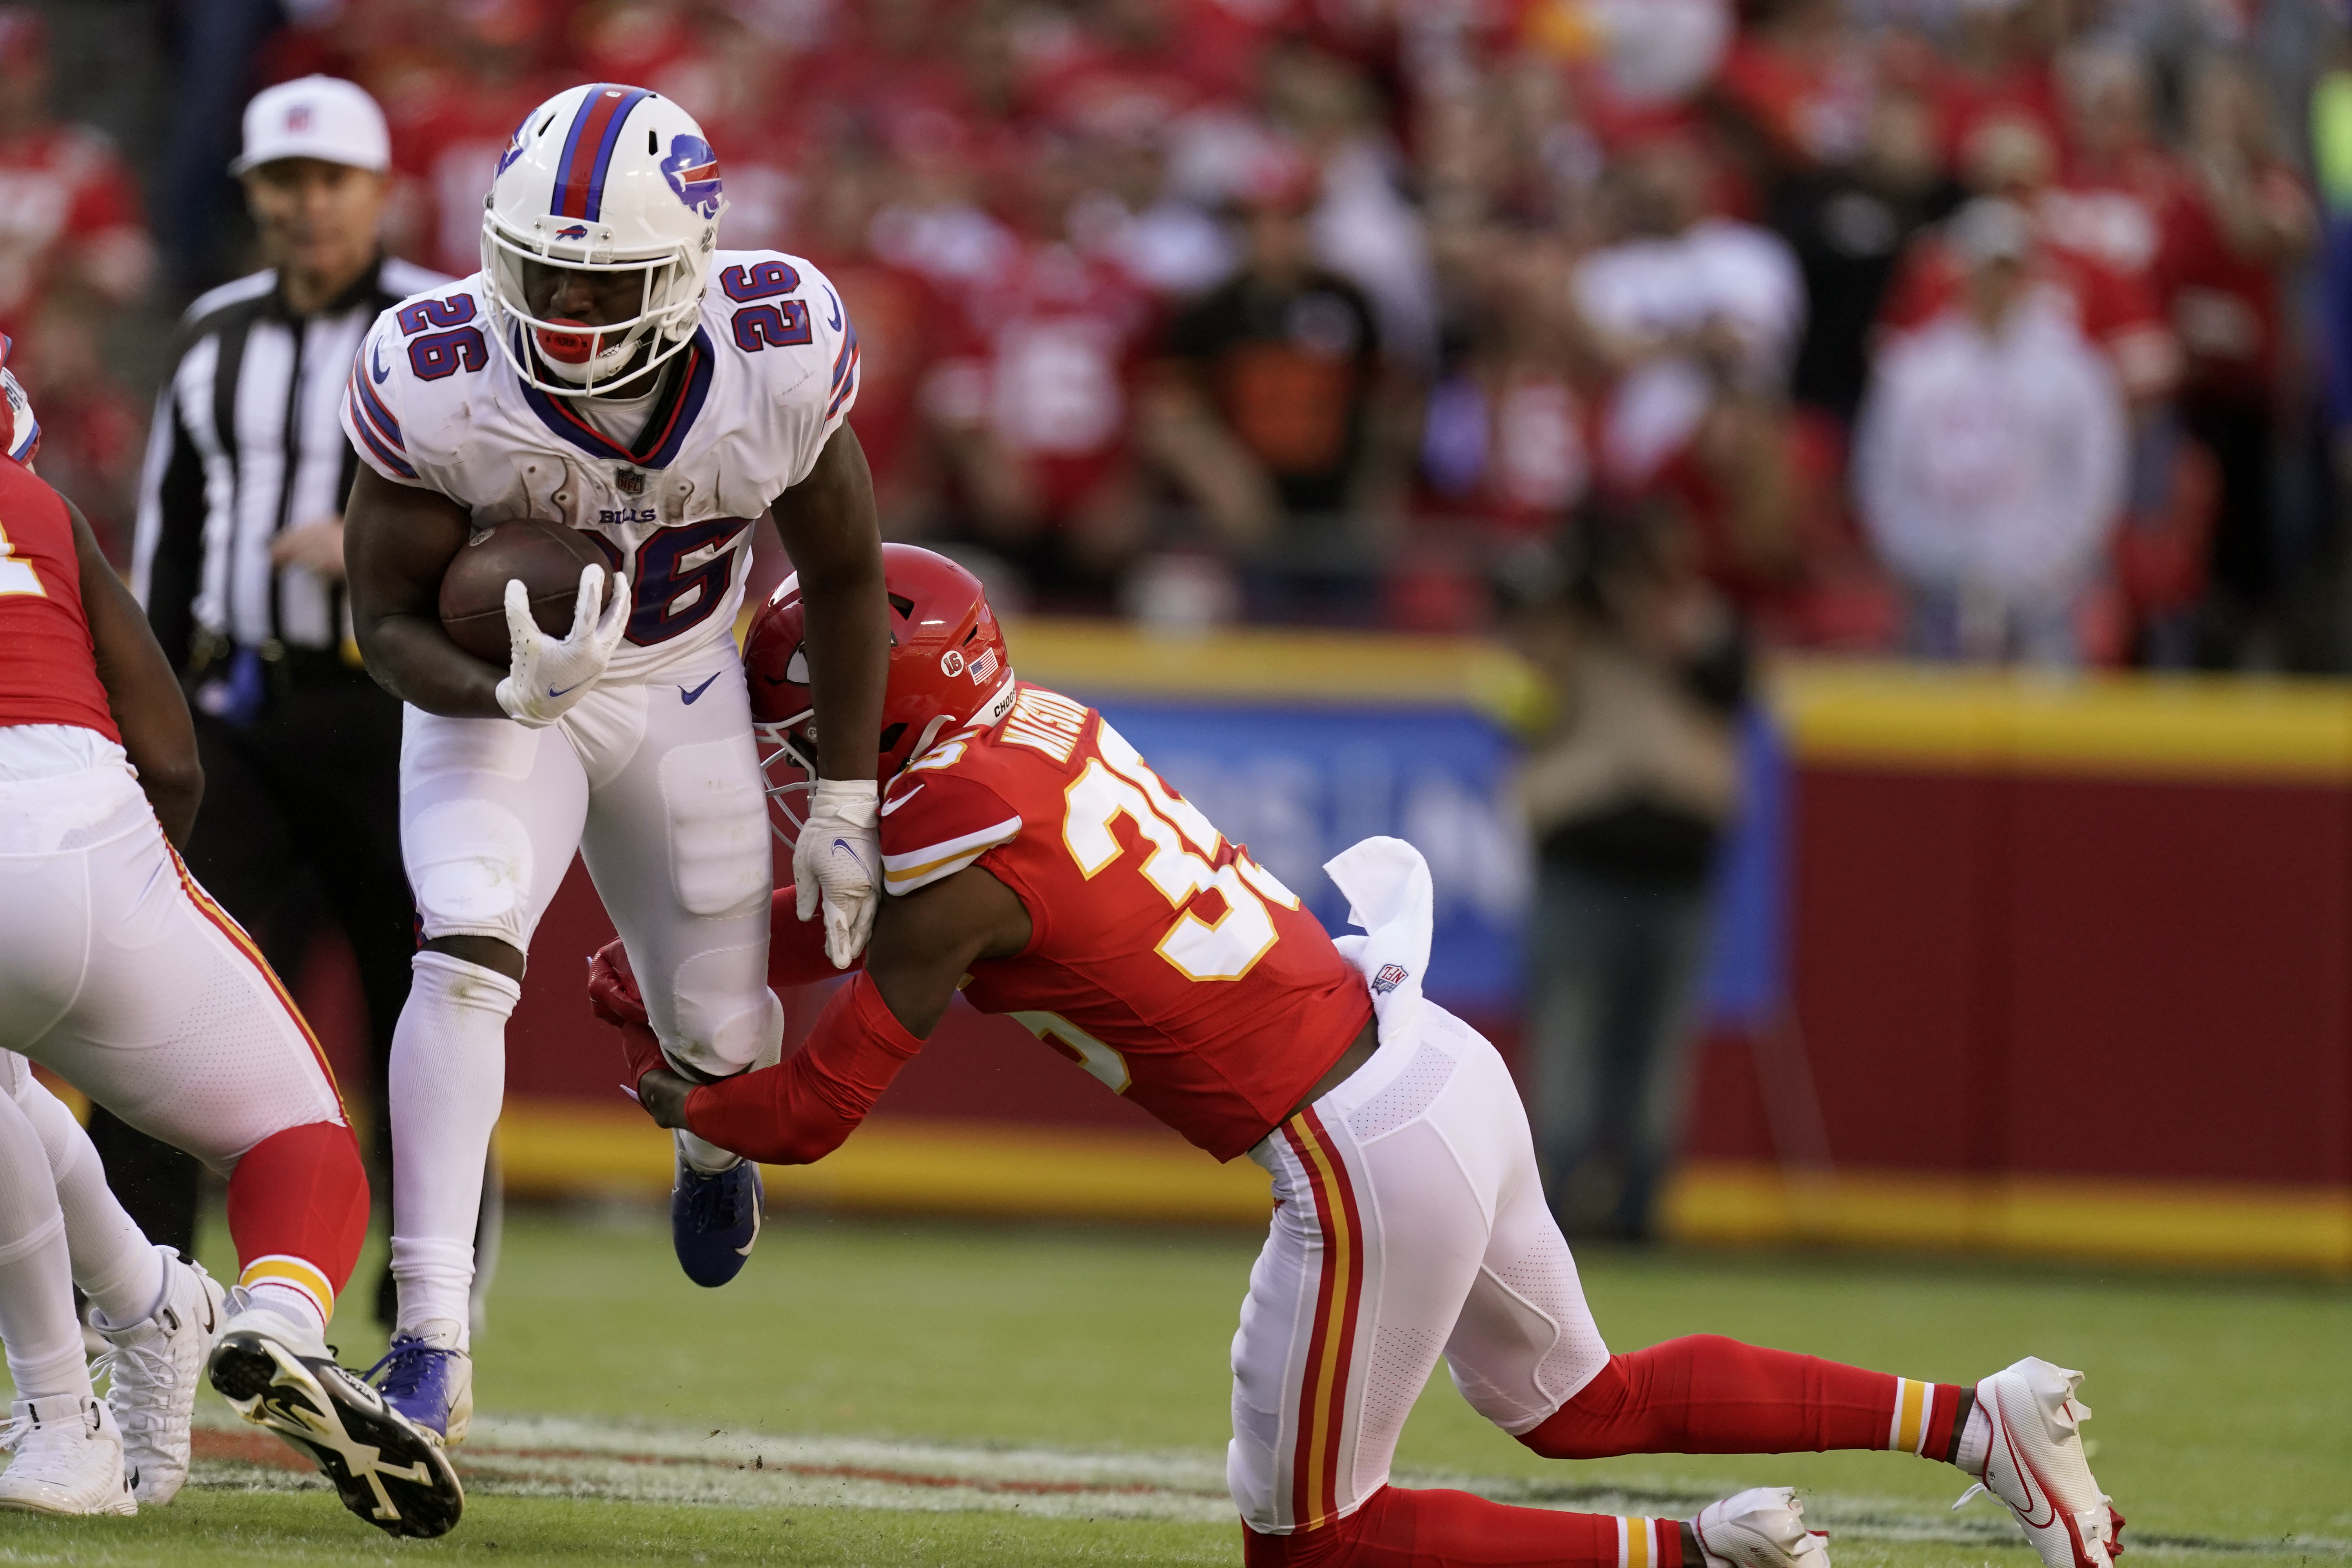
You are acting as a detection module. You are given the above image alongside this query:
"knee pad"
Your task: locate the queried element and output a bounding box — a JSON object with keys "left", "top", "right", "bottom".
{"left": 407, "top": 798, "right": 538, "bottom": 947}
{"left": 658, "top": 958, "right": 780, "bottom": 1078}
{"left": 659, "top": 738, "right": 770, "bottom": 918}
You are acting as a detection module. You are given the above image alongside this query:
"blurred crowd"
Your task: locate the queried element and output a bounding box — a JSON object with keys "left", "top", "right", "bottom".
{"left": 7, "top": 0, "right": 2352, "bottom": 668}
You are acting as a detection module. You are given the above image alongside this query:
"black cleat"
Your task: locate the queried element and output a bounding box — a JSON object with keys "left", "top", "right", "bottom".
{"left": 207, "top": 1325, "right": 463, "bottom": 1538}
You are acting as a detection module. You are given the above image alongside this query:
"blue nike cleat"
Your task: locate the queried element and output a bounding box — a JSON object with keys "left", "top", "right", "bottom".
{"left": 672, "top": 1152, "right": 762, "bottom": 1287}
{"left": 367, "top": 1322, "right": 473, "bottom": 1446}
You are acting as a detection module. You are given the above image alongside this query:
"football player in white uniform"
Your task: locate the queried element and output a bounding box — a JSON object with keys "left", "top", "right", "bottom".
{"left": 341, "top": 82, "right": 888, "bottom": 1440}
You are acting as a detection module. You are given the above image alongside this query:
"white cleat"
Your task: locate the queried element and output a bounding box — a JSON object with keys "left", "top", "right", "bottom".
{"left": 0, "top": 1396, "right": 138, "bottom": 1516}
{"left": 1960, "top": 1357, "right": 2124, "bottom": 1568}
{"left": 1693, "top": 1486, "right": 1829, "bottom": 1568}
{"left": 91, "top": 1247, "right": 223, "bottom": 1505}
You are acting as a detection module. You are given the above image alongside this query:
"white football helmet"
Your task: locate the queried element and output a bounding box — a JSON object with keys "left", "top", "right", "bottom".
{"left": 480, "top": 82, "right": 728, "bottom": 395}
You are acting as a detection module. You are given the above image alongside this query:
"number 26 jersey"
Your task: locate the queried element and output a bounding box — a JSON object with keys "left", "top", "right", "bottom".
{"left": 339, "top": 249, "right": 860, "bottom": 681}
{"left": 879, "top": 682, "right": 1374, "bottom": 1162}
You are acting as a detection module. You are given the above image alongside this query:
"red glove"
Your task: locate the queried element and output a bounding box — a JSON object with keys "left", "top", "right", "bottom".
{"left": 590, "top": 940, "right": 670, "bottom": 1096}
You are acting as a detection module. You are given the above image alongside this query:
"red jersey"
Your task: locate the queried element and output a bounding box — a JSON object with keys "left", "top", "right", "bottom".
{"left": 2160, "top": 162, "right": 2312, "bottom": 402}
{"left": 0, "top": 123, "right": 153, "bottom": 335}
{"left": 0, "top": 456, "right": 119, "bottom": 743}
{"left": 878, "top": 682, "right": 1371, "bottom": 1161}
{"left": 956, "top": 243, "right": 1157, "bottom": 525}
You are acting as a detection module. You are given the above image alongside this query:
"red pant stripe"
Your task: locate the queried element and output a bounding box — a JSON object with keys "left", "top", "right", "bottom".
{"left": 1281, "top": 1107, "right": 1365, "bottom": 1532}
{"left": 167, "top": 843, "right": 350, "bottom": 1120}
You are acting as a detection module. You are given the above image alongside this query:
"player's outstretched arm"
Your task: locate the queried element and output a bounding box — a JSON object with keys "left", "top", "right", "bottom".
{"left": 773, "top": 426, "right": 894, "bottom": 965}
{"left": 770, "top": 425, "right": 888, "bottom": 786}
{"left": 343, "top": 466, "right": 507, "bottom": 718}
{"left": 71, "top": 497, "right": 202, "bottom": 846}
{"left": 621, "top": 867, "right": 1030, "bottom": 1162}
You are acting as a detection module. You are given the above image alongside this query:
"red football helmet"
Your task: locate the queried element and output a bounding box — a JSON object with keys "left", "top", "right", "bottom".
{"left": 745, "top": 543, "right": 1014, "bottom": 840}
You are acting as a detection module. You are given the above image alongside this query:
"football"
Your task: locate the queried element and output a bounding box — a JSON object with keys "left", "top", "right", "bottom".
{"left": 438, "top": 517, "right": 612, "bottom": 664}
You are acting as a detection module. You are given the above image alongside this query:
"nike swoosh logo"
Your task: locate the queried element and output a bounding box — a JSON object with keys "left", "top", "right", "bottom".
{"left": 681, "top": 673, "right": 721, "bottom": 704}
{"left": 371, "top": 339, "right": 390, "bottom": 383}
{"left": 880, "top": 785, "right": 922, "bottom": 816}
{"left": 1999, "top": 1388, "right": 2057, "bottom": 1529}
{"left": 548, "top": 682, "right": 583, "bottom": 698}
{"left": 823, "top": 285, "right": 842, "bottom": 331}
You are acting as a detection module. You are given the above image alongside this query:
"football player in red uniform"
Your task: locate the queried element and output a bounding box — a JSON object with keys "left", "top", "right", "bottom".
{"left": 593, "top": 546, "right": 2125, "bottom": 1568}
{"left": 0, "top": 367, "right": 459, "bottom": 1535}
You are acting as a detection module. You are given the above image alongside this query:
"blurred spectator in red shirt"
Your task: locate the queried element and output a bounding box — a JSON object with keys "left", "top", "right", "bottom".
{"left": 0, "top": 5, "right": 153, "bottom": 560}
{"left": 1919, "top": 0, "right": 2066, "bottom": 167}
{"left": 1713, "top": 0, "right": 1879, "bottom": 178}
{"left": 2163, "top": 52, "right": 2317, "bottom": 660}
{"left": 789, "top": 149, "right": 989, "bottom": 539}
{"left": 1417, "top": 230, "right": 1594, "bottom": 541}
{"left": 922, "top": 132, "right": 1162, "bottom": 608}
{"left": 2041, "top": 44, "right": 2187, "bottom": 303}
{"left": 363, "top": 0, "right": 563, "bottom": 278}
{"left": 0, "top": 7, "right": 153, "bottom": 341}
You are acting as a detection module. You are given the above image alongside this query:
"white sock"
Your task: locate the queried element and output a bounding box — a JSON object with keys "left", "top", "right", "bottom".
{"left": 1955, "top": 1400, "right": 1993, "bottom": 1476}
{"left": 16, "top": 1076, "right": 164, "bottom": 1326}
{"left": 245, "top": 1280, "right": 328, "bottom": 1343}
{"left": 676, "top": 1127, "right": 741, "bottom": 1174}
{"left": 389, "top": 951, "right": 518, "bottom": 1336}
{"left": 0, "top": 1091, "right": 90, "bottom": 1402}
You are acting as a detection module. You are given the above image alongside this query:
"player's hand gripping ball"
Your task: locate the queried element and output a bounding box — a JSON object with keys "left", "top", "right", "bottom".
{"left": 794, "top": 777, "right": 881, "bottom": 968}
{"left": 438, "top": 517, "right": 613, "bottom": 661}
{"left": 493, "top": 563, "right": 632, "bottom": 728}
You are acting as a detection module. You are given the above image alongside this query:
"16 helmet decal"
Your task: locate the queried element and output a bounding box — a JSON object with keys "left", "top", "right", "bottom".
{"left": 479, "top": 82, "right": 728, "bottom": 396}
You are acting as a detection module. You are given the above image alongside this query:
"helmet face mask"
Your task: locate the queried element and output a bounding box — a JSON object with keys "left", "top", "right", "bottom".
{"left": 479, "top": 83, "right": 726, "bottom": 397}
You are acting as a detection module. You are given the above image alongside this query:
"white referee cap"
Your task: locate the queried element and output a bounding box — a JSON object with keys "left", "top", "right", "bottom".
{"left": 232, "top": 75, "right": 390, "bottom": 176}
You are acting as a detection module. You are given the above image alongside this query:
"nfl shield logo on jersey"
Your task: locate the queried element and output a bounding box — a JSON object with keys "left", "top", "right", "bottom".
{"left": 1372, "top": 963, "right": 1409, "bottom": 995}
{"left": 615, "top": 467, "right": 647, "bottom": 496}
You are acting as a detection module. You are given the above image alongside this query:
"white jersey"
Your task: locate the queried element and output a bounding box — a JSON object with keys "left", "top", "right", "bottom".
{"left": 341, "top": 249, "right": 861, "bottom": 681}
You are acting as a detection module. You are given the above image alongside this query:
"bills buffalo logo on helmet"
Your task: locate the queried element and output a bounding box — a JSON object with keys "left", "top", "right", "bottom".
{"left": 554, "top": 223, "right": 590, "bottom": 239}
{"left": 1371, "top": 963, "right": 1410, "bottom": 995}
{"left": 495, "top": 113, "right": 531, "bottom": 178}
{"left": 660, "top": 134, "right": 723, "bottom": 218}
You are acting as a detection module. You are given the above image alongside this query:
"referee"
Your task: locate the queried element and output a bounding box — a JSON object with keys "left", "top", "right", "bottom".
{"left": 125, "top": 76, "right": 494, "bottom": 1328}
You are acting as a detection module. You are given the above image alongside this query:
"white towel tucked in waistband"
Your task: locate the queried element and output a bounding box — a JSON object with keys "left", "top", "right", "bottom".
{"left": 1323, "top": 835, "right": 1433, "bottom": 1042}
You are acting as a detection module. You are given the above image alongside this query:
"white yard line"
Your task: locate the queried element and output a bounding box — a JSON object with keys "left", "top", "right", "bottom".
{"left": 189, "top": 1410, "right": 2351, "bottom": 1555}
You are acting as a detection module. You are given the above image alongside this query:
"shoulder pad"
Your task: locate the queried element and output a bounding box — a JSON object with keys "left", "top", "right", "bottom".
{"left": 879, "top": 769, "right": 1022, "bottom": 897}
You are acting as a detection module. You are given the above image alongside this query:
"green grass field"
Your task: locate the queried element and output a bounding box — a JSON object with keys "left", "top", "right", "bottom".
{"left": 0, "top": 1204, "right": 2343, "bottom": 1567}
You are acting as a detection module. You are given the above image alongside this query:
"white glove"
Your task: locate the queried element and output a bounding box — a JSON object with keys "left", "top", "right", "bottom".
{"left": 793, "top": 777, "right": 880, "bottom": 968}
{"left": 494, "top": 565, "right": 630, "bottom": 729}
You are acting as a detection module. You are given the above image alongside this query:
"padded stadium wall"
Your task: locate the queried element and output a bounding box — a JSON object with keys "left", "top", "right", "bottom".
{"left": 270, "top": 627, "right": 2352, "bottom": 1275}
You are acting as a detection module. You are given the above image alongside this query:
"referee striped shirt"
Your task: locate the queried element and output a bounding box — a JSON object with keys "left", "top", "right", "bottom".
{"left": 132, "top": 254, "right": 446, "bottom": 666}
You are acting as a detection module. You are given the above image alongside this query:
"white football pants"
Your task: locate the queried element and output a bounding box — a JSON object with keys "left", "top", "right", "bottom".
{"left": 0, "top": 727, "right": 347, "bottom": 1392}
{"left": 0, "top": 728, "right": 345, "bottom": 1160}
{"left": 1229, "top": 838, "right": 1612, "bottom": 1535}
{"left": 391, "top": 646, "right": 780, "bottom": 1324}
